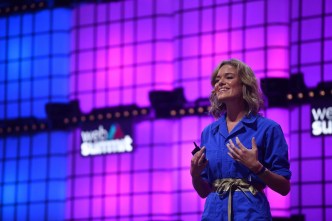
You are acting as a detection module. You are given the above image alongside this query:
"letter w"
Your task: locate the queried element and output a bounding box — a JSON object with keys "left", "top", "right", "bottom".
{"left": 312, "top": 108, "right": 326, "bottom": 121}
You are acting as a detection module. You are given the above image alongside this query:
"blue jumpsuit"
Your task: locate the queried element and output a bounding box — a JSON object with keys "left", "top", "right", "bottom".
{"left": 200, "top": 113, "right": 291, "bottom": 221}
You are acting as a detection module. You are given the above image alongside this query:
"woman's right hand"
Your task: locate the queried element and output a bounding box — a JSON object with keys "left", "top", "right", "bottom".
{"left": 190, "top": 146, "right": 208, "bottom": 178}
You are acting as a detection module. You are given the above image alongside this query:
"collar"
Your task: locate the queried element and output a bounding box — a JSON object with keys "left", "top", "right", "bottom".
{"left": 211, "top": 112, "right": 259, "bottom": 137}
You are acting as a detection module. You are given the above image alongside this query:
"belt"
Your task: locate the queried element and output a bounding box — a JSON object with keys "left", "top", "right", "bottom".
{"left": 212, "top": 178, "right": 262, "bottom": 221}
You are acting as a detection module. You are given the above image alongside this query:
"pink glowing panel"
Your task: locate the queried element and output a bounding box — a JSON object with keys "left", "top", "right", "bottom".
{"left": 181, "top": 192, "right": 199, "bottom": 213}
{"left": 108, "top": 47, "right": 121, "bottom": 67}
{"left": 152, "top": 193, "right": 172, "bottom": 214}
{"left": 132, "top": 149, "right": 150, "bottom": 170}
{"left": 137, "top": 19, "right": 153, "bottom": 41}
{"left": 107, "top": 69, "right": 121, "bottom": 88}
{"left": 231, "top": 4, "right": 243, "bottom": 28}
{"left": 267, "top": 49, "right": 289, "bottom": 77}
{"left": 73, "top": 199, "right": 89, "bottom": 219}
{"left": 215, "top": 7, "right": 229, "bottom": 31}
{"left": 135, "top": 87, "right": 151, "bottom": 106}
{"left": 245, "top": 51, "right": 265, "bottom": 71}
{"left": 231, "top": 30, "right": 243, "bottom": 51}
{"left": 302, "top": 160, "right": 322, "bottom": 182}
{"left": 133, "top": 195, "right": 149, "bottom": 215}
{"left": 133, "top": 172, "right": 150, "bottom": 193}
{"left": 266, "top": 188, "right": 290, "bottom": 218}
{"left": 179, "top": 143, "right": 195, "bottom": 169}
{"left": 201, "top": 34, "right": 213, "bottom": 55}
{"left": 78, "top": 51, "right": 94, "bottom": 71}
{"left": 180, "top": 168, "right": 193, "bottom": 189}
{"left": 119, "top": 153, "right": 132, "bottom": 171}
{"left": 152, "top": 121, "right": 173, "bottom": 143}
{"left": 152, "top": 147, "right": 173, "bottom": 169}
{"left": 136, "top": 65, "right": 152, "bottom": 85}
{"left": 154, "top": 64, "right": 174, "bottom": 89}
{"left": 122, "top": 88, "right": 134, "bottom": 105}
{"left": 155, "top": 42, "right": 173, "bottom": 61}
{"left": 109, "top": 23, "right": 121, "bottom": 46}
{"left": 78, "top": 5, "right": 95, "bottom": 25}
{"left": 245, "top": 28, "right": 264, "bottom": 49}
{"left": 74, "top": 177, "right": 90, "bottom": 197}
{"left": 96, "top": 49, "right": 107, "bottom": 69}
{"left": 92, "top": 176, "right": 103, "bottom": 196}
{"left": 119, "top": 195, "right": 131, "bottom": 216}
{"left": 104, "top": 174, "right": 118, "bottom": 195}
{"left": 301, "top": 65, "right": 322, "bottom": 88}
{"left": 301, "top": 133, "right": 322, "bottom": 158}
{"left": 105, "top": 155, "right": 119, "bottom": 173}
{"left": 246, "top": 2, "right": 264, "bottom": 25}
{"left": 79, "top": 27, "right": 94, "bottom": 49}
{"left": 104, "top": 196, "right": 117, "bottom": 217}
{"left": 119, "top": 173, "right": 131, "bottom": 194}
{"left": 137, "top": 44, "right": 153, "bottom": 63}
{"left": 92, "top": 197, "right": 103, "bottom": 217}
{"left": 182, "top": 36, "right": 199, "bottom": 57}
{"left": 202, "top": 9, "right": 213, "bottom": 32}
{"left": 182, "top": 11, "right": 199, "bottom": 35}
{"left": 78, "top": 93, "right": 93, "bottom": 114}
{"left": 152, "top": 171, "right": 172, "bottom": 192}
{"left": 123, "top": 46, "right": 134, "bottom": 65}
{"left": 181, "top": 59, "right": 199, "bottom": 79}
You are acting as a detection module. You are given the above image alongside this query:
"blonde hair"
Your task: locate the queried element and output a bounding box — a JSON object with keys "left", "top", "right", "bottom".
{"left": 209, "top": 59, "right": 264, "bottom": 118}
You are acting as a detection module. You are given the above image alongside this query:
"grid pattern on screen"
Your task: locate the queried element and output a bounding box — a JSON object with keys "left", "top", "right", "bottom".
{"left": 1, "top": 0, "right": 331, "bottom": 220}
{"left": 289, "top": 0, "right": 332, "bottom": 220}
{"left": 67, "top": 0, "right": 291, "bottom": 220}
{"left": 0, "top": 8, "right": 71, "bottom": 221}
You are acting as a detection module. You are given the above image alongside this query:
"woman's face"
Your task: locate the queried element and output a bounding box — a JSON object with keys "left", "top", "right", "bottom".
{"left": 214, "top": 64, "right": 243, "bottom": 103}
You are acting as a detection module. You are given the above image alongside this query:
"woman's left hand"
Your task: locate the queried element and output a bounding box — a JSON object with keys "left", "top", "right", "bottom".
{"left": 226, "top": 137, "right": 261, "bottom": 172}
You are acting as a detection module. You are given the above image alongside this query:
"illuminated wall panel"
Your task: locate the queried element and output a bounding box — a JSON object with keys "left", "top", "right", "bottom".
{"left": 0, "top": 7, "right": 71, "bottom": 221}
{"left": 1, "top": 0, "right": 331, "bottom": 221}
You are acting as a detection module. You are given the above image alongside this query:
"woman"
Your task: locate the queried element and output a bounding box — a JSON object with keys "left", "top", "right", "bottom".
{"left": 190, "top": 59, "right": 291, "bottom": 221}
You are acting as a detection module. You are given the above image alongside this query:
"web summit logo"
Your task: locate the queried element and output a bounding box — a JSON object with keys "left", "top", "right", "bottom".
{"left": 80, "top": 124, "right": 133, "bottom": 156}
{"left": 311, "top": 105, "right": 332, "bottom": 136}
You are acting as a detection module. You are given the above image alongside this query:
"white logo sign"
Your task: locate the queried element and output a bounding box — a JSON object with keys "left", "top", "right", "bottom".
{"left": 311, "top": 107, "right": 332, "bottom": 136}
{"left": 80, "top": 125, "right": 133, "bottom": 156}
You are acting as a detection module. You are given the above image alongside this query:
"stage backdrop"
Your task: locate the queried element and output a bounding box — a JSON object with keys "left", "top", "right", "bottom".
{"left": 1, "top": 0, "right": 331, "bottom": 220}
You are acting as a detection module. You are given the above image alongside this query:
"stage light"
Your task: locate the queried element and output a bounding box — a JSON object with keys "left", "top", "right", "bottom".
{"left": 188, "top": 108, "right": 195, "bottom": 114}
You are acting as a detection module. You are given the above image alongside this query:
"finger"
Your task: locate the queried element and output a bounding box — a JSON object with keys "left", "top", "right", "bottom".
{"left": 235, "top": 137, "right": 247, "bottom": 150}
{"left": 227, "top": 140, "right": 241, "bottom": 155}
{"left": 251, "top": 137, "right": 257, "bottom": 151}
{"left": 227, "top": 143, "right": 240, "bottom": 158}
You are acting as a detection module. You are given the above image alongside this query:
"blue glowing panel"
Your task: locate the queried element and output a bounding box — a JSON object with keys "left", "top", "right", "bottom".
{"left": 51, "top": 77, "right": 69, "bottom": 97}
{"left": 2, "top": 184, "right": 16, "bottom": 204}
{"left": 20, "top": 101, "right": 31, "bottom": 117}
{"left": 52, "top": 8, "right": 71, "bottom": 30}
{"left": 7, "top": 61, "right": 20, "bottom": 81}
{"left": 7, "top": 103, "right": 19, "bottom": 118}
{"left": 49, "top": 157, "right": 67, "bottom": 179}
{"left": 52, "top": 33, "right": 70, "bottom": 55}
{"left": 18, "top": 159, "right": 29, "bottom": 182}
{"left": 29, "top": 203, "right": 45, "bottom": 221}
{"left": 22, "top": 14, "right": 33, "bottom": 34}
{"left": 31, "top": 158, "right": 47, "bottom": 180}
{"left": 21, "top": 36, "right": 32, "bottom": 58}
{"left": 50, "top": 132, "right": 69, "bottom": 154}
{"left": 33, "top": 58, "right": 49, "bottom": 78}
{"left": 35, "top": 11, "right": 50, "bottom": 33}
{"left": 8, "top": 37, "right": 20, "bottom": 60}
{"left": 33, "top": 78, "right": 49, "bottom": 98}
{"left": 20, "top": 60, "right": 32, "bottom": 79}
{"left": 0, "top": 18, "right": 6, "bottom": 37}
{"left": 8, "top": 15, "right": 20, "bottom": 36}
{"left": 30, "top": 182, "right": 46, "bottom": 202}
{"left": 32, "top": 100, "right": 48, "bottom": 118}
{"left": 47, "top": 202, "right": 65, "bottom": 221}
{"left": 0, "top": 39, "right": 6, "bottom": 61}
{"left": 34, "top": 34, "right": 50, "bottom": 57}
{"left": 1, "top": 205, "right": 14, "bottom": 221}
{"left": 17, "top": 183, "right": 28, "bottom": 203}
